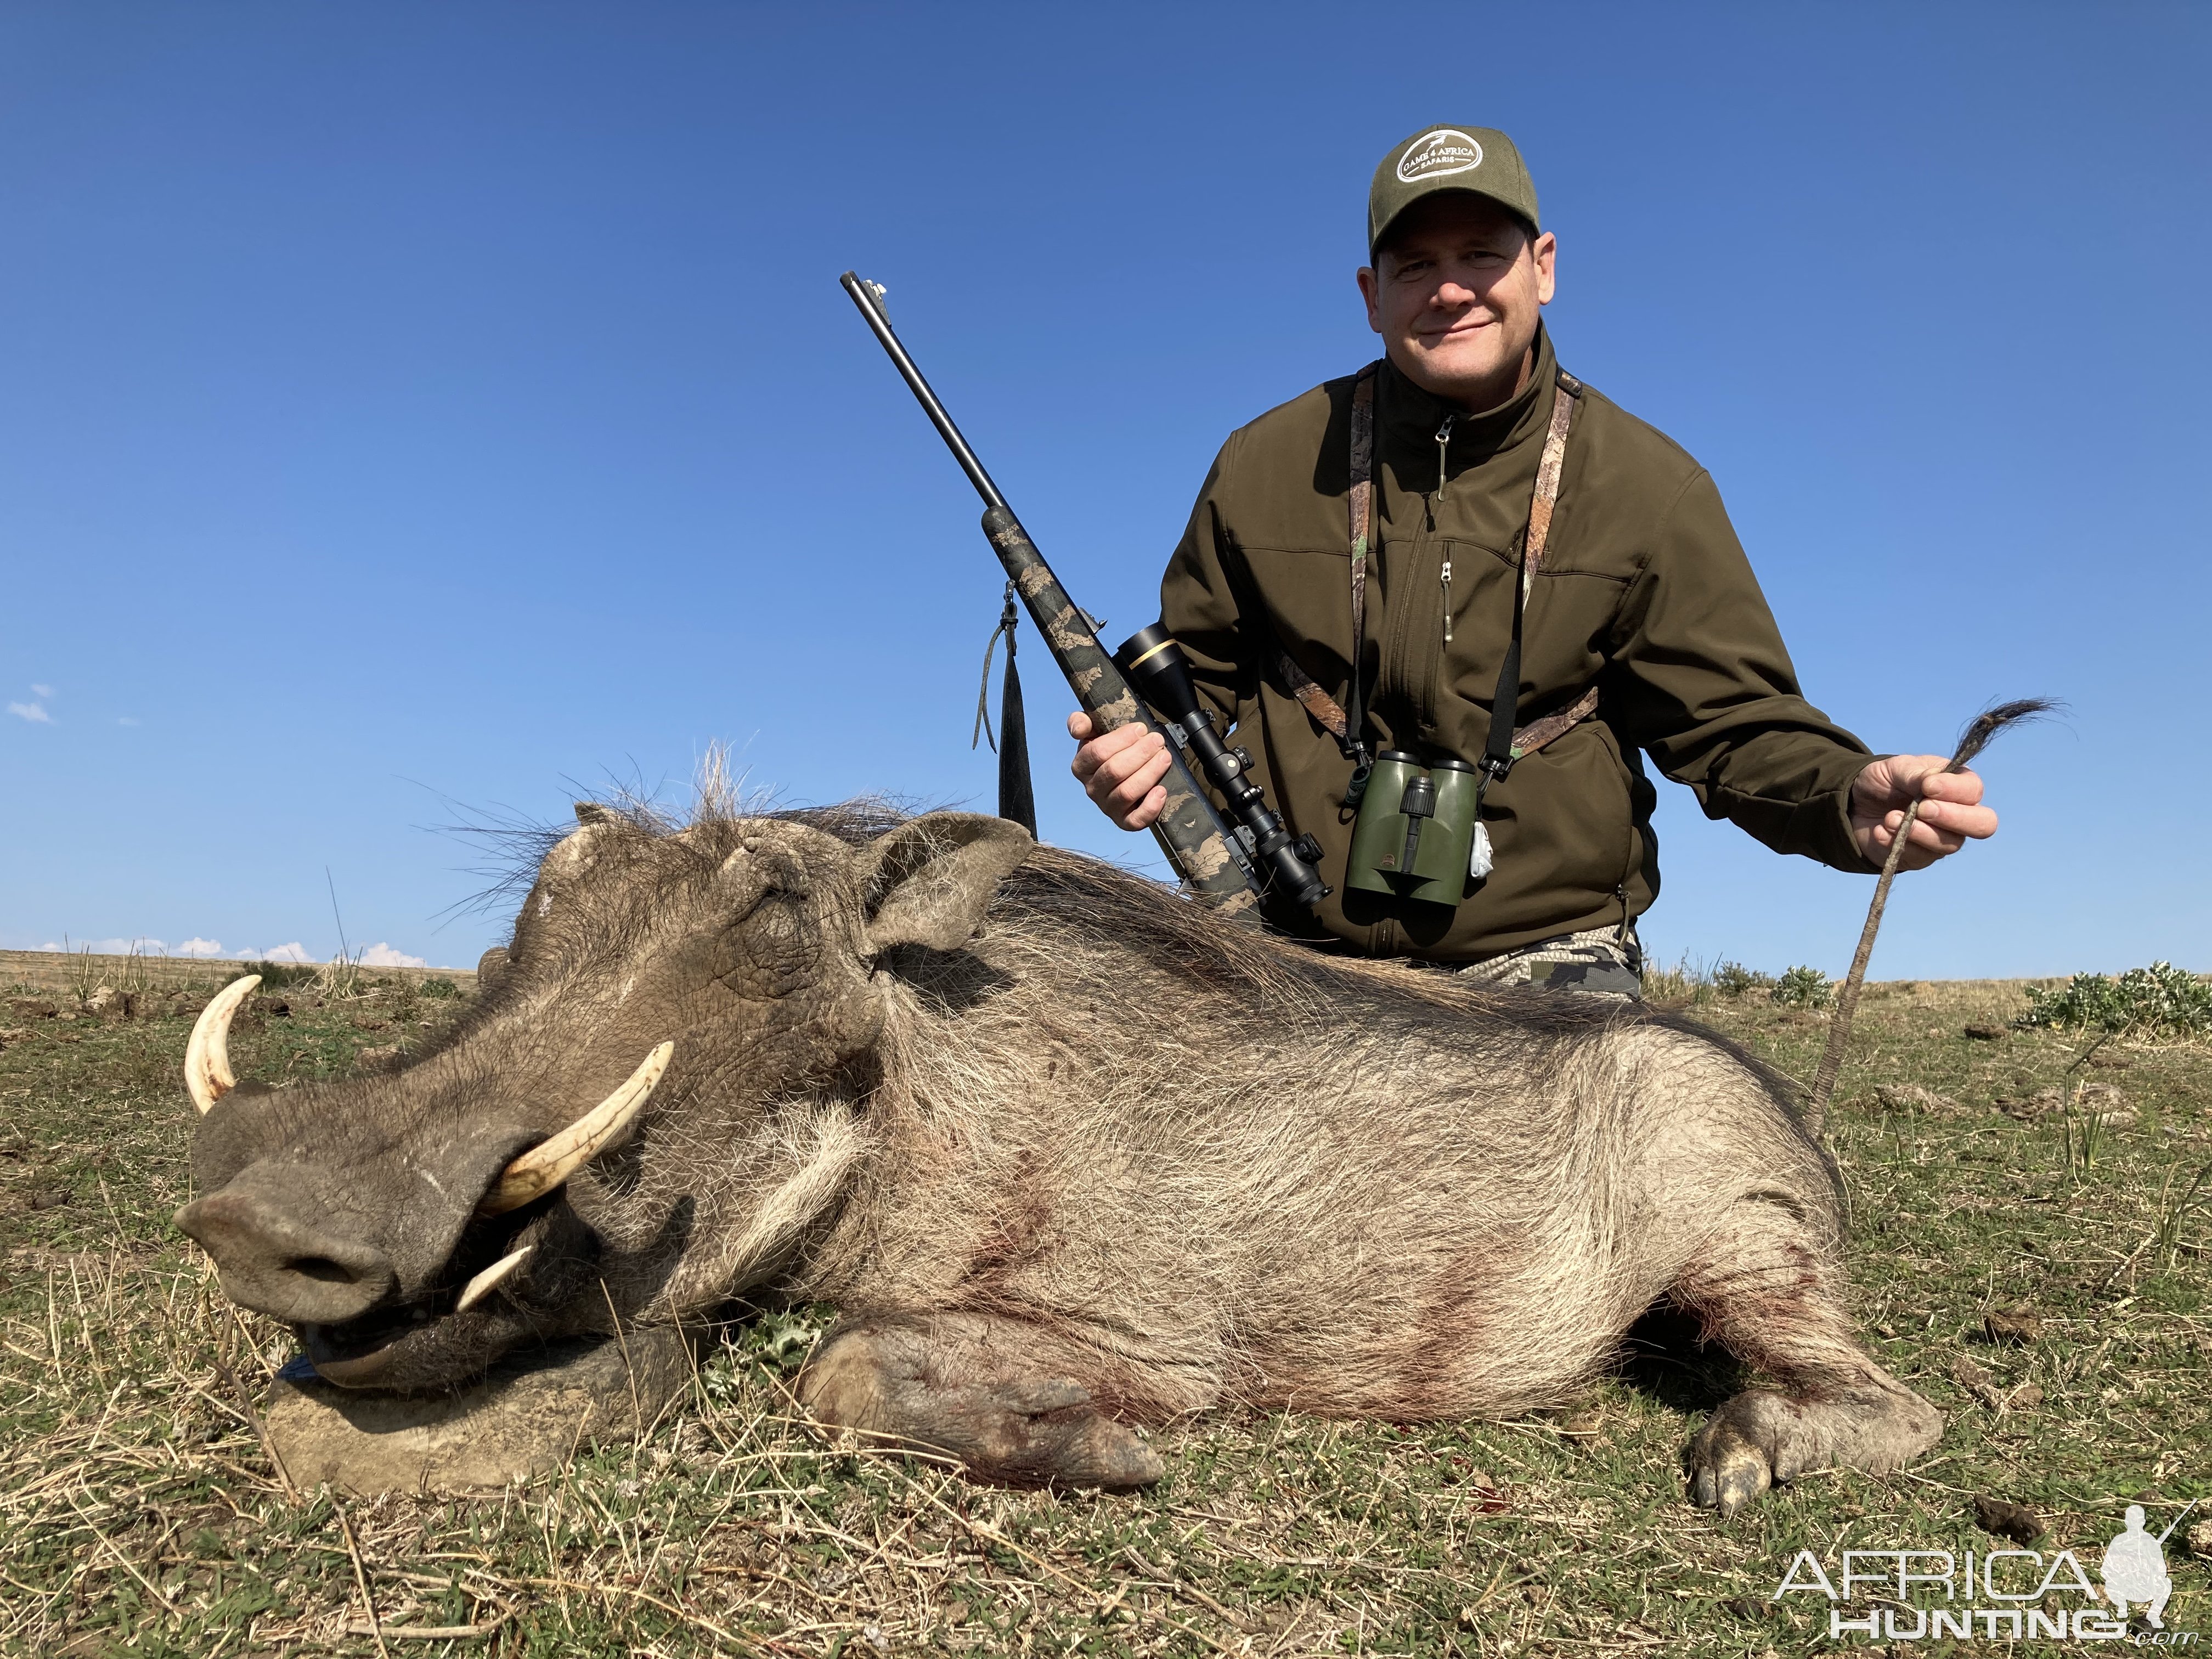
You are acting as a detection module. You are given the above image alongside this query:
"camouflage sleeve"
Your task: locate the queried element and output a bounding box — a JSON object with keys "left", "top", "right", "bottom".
{"left": 1606, "top": 468, "right": 1882, "bottom": 873}
{"left": 1157, "top": 433, "right": 1250, "bottom": 730}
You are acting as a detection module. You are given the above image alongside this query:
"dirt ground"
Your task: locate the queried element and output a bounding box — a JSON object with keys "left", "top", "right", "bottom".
{"left": 0, "top": 968, "right": 2204, "bottom": 1655}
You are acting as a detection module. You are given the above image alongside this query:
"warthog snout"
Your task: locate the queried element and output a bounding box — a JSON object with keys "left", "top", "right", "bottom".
{"left": 176, "top": 1183, "right": 397, "bottom": 1325}
{"left": 173, "top": 965, "right": 698, "bottom": 1389}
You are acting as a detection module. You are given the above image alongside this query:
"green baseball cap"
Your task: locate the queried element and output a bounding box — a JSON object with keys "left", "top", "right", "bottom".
{"left": 1368, "top": 125, "right": 1538, "bottom": 258}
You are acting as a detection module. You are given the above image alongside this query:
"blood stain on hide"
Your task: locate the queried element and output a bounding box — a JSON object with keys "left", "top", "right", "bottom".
{"left": 958, "top": 1150, "right": 1056, "bottom": 1294}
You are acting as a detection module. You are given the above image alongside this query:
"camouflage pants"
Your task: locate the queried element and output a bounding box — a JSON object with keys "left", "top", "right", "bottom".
{"left": 1454, "top": 922, "right": 1644, "bottom": 1000}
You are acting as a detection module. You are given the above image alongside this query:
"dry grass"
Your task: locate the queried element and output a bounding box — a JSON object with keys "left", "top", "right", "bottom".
{"left": 0, "top": 952, "right": 476, "bottom": 1000}
{"left": 1, "top": 972, "right": 2206, "bottom": 1655}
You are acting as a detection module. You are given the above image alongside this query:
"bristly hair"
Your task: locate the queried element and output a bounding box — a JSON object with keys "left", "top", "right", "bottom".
{"left": 440, "top": 742, "right": 946, "bottom": 924}
{"left": 1948, "top": 698, "right": 2060, "bottom": 771}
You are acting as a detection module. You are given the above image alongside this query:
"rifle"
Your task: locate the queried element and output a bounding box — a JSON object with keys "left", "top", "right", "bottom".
{"left": 840, "top": 271, "right": 1326, "bottom": 914}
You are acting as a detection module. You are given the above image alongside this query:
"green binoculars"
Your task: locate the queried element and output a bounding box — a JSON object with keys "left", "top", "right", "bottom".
{"left": 1345, "top": 752, "right": 1484, "bottom": 907}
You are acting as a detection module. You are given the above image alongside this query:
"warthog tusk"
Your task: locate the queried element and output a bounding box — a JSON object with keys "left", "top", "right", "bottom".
{"left": 454, "top": 1244, "right": 534, "bottom": 1313}
{"left": 184, "top": 974, "right": 261, "bottom": 1115}
{"left": 476, "top": 1042, "right": 674, "bottom": 1217}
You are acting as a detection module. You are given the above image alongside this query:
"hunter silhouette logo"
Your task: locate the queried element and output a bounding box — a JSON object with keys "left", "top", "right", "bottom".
{"left": 1396, "top": 129, "right": 1484, "bottom": 183}
{"left": 2102, "top": 1502, "right": 2192, "bottom": 1629}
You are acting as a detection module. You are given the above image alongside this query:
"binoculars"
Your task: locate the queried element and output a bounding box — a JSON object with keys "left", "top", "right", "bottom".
{"left": 1345, "top": 752, "right": 1485, "bottom": 907}
{"left": 1114, "top": 624, "right": 1330, "bottom": 909}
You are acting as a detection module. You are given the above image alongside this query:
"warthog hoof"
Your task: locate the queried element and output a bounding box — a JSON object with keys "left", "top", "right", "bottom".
{"left": 1689, "top": 1385, "right": 1944, "bottom": 1520}
{"left": 799, "top": 1315, "right": 1164, "bottom": 1491}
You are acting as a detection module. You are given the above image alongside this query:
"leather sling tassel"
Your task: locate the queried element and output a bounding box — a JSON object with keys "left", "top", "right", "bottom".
{"left": 973, "top": 581, "right": 1039, "bottom": 837}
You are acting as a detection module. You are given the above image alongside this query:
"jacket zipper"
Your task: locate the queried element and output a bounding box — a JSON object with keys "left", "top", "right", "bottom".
{"left": 1435, "top": 415, "right": 1456, "bottom": 645}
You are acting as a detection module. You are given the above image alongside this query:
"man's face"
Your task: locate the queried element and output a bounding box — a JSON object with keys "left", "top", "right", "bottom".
{"left": 1357, "top": 193, "right": 1556, "bottom": 408}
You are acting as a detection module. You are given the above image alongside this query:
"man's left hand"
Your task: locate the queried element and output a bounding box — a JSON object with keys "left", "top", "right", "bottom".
{"left": 1850, "top": 756, "right": 1999, "bottom": 871}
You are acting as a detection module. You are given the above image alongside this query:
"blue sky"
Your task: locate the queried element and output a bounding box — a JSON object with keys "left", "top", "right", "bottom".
{"left": 2, "top": 4, "right": 2205, "bottom": 977}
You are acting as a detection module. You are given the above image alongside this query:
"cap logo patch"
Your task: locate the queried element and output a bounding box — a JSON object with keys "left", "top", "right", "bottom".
{"left": 1396, "top": 129, "right": 1484, "bottom": 183}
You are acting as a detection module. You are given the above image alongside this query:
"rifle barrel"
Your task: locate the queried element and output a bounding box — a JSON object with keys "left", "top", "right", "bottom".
{"left": 839, "top": 273, "right": 1006, "bottom": 512}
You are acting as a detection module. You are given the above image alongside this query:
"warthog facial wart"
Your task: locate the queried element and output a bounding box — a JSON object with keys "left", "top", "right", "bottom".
{"left": 176, "top": 800, "right": 1940, "bottom": 1509}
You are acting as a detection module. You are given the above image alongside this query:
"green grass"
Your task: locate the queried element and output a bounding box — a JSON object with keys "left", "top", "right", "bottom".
{"left": 1, "top": 973, "right": 2206, "bottom": 1655}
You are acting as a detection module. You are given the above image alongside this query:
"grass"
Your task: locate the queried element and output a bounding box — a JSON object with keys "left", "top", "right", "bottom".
{"left": 1, "top": 973, "right": 2207, "bottom": 1655}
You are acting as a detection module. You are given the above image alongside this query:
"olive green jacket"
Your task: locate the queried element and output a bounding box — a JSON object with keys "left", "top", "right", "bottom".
{"left": 1160, "top": 327, "right": 1879, "bottom": 960}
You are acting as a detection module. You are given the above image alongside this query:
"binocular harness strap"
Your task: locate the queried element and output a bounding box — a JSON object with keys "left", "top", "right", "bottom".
{"left": 1271, "top": 364, "right": 1593, "bottom": 799}
{"left": 1482, "top": 368, "right": 1583, "bottom": 787}
{"left": 1271, "top": 362, "right": 1378, "bottom": 768}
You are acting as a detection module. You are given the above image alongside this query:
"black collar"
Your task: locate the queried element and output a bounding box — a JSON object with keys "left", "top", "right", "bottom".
{"left": 1376, "top": 323, "right": 1560, "bottom": 468}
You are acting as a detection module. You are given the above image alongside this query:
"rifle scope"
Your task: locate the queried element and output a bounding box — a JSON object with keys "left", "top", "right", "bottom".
{"left": 1113, "top": 624, "right": 1329, "bottom": 909}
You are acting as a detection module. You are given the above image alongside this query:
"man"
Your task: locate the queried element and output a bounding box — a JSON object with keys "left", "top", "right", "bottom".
{"left": 1069, "top": 123, "right": 1995, "bottom": 995}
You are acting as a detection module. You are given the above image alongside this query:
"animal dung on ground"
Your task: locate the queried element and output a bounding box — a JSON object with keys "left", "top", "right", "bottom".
{"left": 1998, "top": 1088, "right": 2062, "bottom": 1120}
{"left": 1953, "top": 1356, "right": 2042, "bottom": 1413}
{"left": 1951, "top": 1355, "right": 1996, "bottom": 1402}
{"left": 1874, "top": 1083, "right": 1960, "bottom": 1115}
{"left": 1997, "top": 1084, "right": 2134, "bottom": 1126}
{"left": 1972, "top": 1494, "right": 2046, "bottom": 1544}
{"left": 1983, "top": 1307, "right": 2044, "bottom": 1346}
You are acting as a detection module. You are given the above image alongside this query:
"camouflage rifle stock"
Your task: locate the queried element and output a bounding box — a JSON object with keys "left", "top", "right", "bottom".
{"left": 839, "top": 271, "right": 1260, "bottom": 913}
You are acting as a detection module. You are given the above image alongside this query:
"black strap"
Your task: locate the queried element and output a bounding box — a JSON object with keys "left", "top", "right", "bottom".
{"left": 1481, "top": 558, "right": 1526, "bottom": 782}
{"left": 1340, "top": 364, "right": 1380, "bottom": 792}
{"left": 973, "top": 583, "right": 1037, "bottom": 836}
{"left": 997, "top": 620, "right": 1035, "bottom": 836}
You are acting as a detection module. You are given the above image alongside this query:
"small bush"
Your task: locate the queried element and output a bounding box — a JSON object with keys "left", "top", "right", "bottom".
{"left": 2019, "top": 962, "right": 2212, "bottom": 1037}
{"left": 1771, "top": 966, "right": 1835, "bottom": 1009}
{"left": 235, "top": 961, "right": 314, "bottom": 990}
{"left": 1713, "top": 962, "right": 1775, "bottom": 998}
{"left": 419, "top": 977, "right": 460, "bottom": 1000}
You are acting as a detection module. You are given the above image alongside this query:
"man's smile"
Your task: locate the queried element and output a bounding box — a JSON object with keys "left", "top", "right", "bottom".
{"left": 1418, "top": 315, "right": 1498, "bottom": 342}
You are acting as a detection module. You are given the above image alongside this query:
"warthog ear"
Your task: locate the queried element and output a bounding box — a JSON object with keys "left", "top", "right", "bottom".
{"left": 858, "top": 813, "right": 1032, "bottom": 958}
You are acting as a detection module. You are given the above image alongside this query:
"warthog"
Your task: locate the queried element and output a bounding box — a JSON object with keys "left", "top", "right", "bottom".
{"left": 177, "top": 803, "right": 1939, "bottom": 1515}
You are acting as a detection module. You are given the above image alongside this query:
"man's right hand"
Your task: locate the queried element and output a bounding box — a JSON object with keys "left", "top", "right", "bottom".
{"left": 1068, "top": 710, "right": 1172, "bottom": 830}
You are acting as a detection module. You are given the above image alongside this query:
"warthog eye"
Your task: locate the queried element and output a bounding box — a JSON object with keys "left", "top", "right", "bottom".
{"left": 715, "top": 890, "right": 820, "bottom": 1000}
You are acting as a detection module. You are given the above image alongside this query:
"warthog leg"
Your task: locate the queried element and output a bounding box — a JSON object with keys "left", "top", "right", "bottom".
{"left": 797, "top": 1311, "right": 1166, "bottom": 1491}
{"left": 1675, "top": 1196, "right": 1943, "bottom": 1520}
